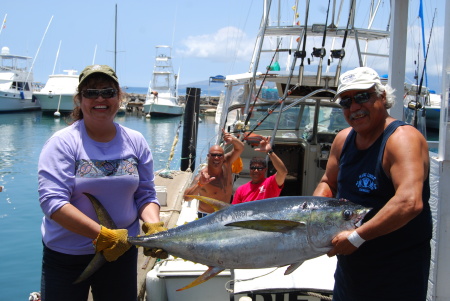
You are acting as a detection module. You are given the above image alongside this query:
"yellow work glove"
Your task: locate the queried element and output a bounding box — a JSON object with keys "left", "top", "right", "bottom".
{"left": 141, "top": 222, "right": 169, "bottom": 259}
{"left": 95, "top": 226, "right": 131, "bottom": 262}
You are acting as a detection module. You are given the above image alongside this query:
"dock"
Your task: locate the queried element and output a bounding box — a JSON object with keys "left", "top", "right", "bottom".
{"left": 137, "top": 170, "right": 193, "bottom": 300}
{"left": 122, "top": 93, "right": 219, "bottom": 114}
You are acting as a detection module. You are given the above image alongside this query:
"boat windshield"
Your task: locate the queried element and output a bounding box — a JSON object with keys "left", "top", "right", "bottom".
{"left": 226, "top": 101, "right": 348, "bottom": 135}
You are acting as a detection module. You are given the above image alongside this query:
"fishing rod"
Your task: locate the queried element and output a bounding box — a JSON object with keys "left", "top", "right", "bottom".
{"left": 297, "top": 0, "right": 310, "bottom": 86}
{"left": 332, "top": 0, "right": 354, "bottom": 86}
{"left": 313, "top": 0, "right": 332, "bottom": 86}
{"left": 413, "top": 8, "right": 436, "bottom": 128}
{"left": 243, "top": 38, "right": 283, "bottom": 129}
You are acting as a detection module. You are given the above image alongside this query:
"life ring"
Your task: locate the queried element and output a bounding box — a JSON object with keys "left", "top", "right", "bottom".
{"left": 243, "top": 132, "right": 263, "bottom": 146}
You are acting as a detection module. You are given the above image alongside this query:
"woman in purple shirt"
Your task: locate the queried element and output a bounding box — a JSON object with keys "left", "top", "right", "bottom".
{"left": 38, "top": 65, "right": 166, "bottom": 301}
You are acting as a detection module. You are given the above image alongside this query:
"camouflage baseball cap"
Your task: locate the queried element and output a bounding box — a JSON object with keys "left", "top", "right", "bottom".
{"left": 78, "top": 64, "right": 119, "bottom": 87}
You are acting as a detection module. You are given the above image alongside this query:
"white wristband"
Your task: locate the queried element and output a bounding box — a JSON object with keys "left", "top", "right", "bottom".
{"left": 347, "top": 231, "right": 365, "bottom": 248}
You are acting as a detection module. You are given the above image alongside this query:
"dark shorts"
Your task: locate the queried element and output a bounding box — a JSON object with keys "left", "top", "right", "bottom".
{"left": 332, "top": 241, "right": 431, "bottom": 301}
{"left": 41, "top": 244, "right": 138, "bottom": 301}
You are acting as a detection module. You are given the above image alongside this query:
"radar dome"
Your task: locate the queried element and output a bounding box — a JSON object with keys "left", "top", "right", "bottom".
{"left": 1, "top": 47, "right": 10, "bottom": 55}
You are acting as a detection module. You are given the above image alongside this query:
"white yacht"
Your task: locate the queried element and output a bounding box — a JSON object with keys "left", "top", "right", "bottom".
{"left": 33, "top": 69, "right": 78, "bottom": 115}
{"left": 143, "top": 45, "right": 184, "bottom": 117}
{"left": 0, "top": 47, "right": 40, "bottom": 112}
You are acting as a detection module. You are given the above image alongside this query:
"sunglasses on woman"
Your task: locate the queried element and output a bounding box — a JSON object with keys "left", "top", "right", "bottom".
{"left": 82, "top": 88, "right": 117, "bottom": 99}
{"left": 339, "top": 92, "right": 375, "bottom": 109}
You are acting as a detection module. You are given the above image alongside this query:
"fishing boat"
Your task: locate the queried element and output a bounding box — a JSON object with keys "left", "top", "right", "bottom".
{"left": 32, "top": 69, "right": 78, "bottom": 115}
{"left": 143, "top": 45, "right": 184, "bottom": 117}
{"left": 138, "top": 0, "right": 450, "bottom": 300}
{"left": 0, "top": 46, "right": 40, "bottom": 112}
{"left": 139, "top": 0, "right": 387, "bottom": 300}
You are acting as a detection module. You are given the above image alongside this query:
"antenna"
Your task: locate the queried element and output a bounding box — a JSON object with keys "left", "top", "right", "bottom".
{"left": 114, "top": 3, "right": 117, "bottom": 71}
{"left": 26, "top": 16, "right": 53, "bottom": 84}
{"left": 52, "top": 40, "right": 62, "bottom": 75}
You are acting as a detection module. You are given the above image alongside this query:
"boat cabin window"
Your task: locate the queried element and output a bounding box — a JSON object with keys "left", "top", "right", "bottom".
{"left": 11, "top": 81, "right": 30, "bottom": 91}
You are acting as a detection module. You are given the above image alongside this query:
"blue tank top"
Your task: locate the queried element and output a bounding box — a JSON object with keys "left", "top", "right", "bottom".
{"left": 333, "top": 120, "right": 432, "bottom": 301}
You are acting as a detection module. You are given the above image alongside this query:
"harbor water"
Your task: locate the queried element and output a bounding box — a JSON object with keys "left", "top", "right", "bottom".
{"left": 0, "top": 111, "right": 219, "bottom": 300}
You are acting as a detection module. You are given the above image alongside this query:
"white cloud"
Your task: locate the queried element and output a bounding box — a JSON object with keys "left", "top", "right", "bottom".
{"left": 177, "top": 26, "right": 254, "bottom": 63}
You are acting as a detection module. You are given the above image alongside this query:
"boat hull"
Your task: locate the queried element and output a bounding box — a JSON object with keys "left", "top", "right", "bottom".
{"left": 33, "top": 93, "right": 75, "bottom": 113}
{"left": 143, "top": 103, "right": 184, "bottom": 116}
{"left": 0, "top": 93, "right": 40, "bottom": 112}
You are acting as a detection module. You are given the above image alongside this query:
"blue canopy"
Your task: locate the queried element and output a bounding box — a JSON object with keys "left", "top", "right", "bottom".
{"left": 209, "top": 75, "right": 225, "bottom": 83}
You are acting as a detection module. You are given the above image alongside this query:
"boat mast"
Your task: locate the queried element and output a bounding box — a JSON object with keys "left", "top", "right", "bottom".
{"left": 26, "top": 15, "right": 53, "bottom": 85}
{"left": 114, "top": 4, "right": 117, "bottom": 71}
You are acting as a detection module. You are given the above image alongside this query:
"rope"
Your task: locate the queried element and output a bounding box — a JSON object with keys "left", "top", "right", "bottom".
{"left": 306, "top": 291, "right": 332, "bottom": 300}
{"left": 165, "top": 120, "right": 182, "bottom": 170}
{"left": 224, "top": 268, "right": 333, "bottom": 300}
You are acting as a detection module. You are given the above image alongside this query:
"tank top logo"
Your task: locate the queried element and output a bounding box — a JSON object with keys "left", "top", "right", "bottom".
{"left": 356, "top": 173, "right": 377, "bottom": 193}
{"left": 258, "top": 185, "right": 266, "bottom": 194}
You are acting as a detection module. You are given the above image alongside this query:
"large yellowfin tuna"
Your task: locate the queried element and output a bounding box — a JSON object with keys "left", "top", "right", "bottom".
{"left": 128, "top": 195, "right": 370, "bottom": 291}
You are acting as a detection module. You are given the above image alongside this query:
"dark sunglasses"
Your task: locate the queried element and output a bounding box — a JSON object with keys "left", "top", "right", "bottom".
{"left": 339, "top": 92, "right": 375, "bottom": 109}
{"left": 82, "top": 88, "right": 117, "bottom": 99}
{"left": 250, "top": 166, "right": 265, "bottom": 171}
{"left": 209, "top": 153, "right": 224, "bottom": 158}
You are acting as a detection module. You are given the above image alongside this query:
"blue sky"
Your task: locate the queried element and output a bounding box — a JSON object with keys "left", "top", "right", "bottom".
{"left": 0, "top": 0, "right": 445, "bottom": 92}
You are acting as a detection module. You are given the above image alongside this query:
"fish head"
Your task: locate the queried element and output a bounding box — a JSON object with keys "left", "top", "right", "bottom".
{"left": 307, "top": 198, "right": 370, "bottom": 250}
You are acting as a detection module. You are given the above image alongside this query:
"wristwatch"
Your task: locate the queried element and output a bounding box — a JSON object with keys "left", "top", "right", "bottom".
{"left": 267, "top": 150, "right": 274, "bottom": 155}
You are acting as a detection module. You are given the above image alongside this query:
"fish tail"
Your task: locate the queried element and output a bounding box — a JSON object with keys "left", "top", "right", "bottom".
{"left": 176, "top": 266, "right": 225, "bottom": 291}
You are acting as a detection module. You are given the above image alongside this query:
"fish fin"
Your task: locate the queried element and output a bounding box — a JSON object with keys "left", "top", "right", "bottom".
{"left": 75, "top": 193, "right": 115, "bottom": 284}
{"left": 186, "top": 195, "right": 231, "bottom": 212}
{"left": 73, "top": 252, "right": 107, "bottom": 284}
{"left": 83, "top": 192, "right": 117, "bottom": 229}
{"left": 176, "top": 266, "right": 225, "bottom": 291}
{"left": 225, "top": 220, "right": 306, "bottom": 233}
{"left": 284, "top": 261, "right": 304, "bottom": 275}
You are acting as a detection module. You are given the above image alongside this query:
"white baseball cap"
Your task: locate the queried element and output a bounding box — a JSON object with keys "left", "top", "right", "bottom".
{"left": 333, "top": 67, "right": 382, "bottom": 101}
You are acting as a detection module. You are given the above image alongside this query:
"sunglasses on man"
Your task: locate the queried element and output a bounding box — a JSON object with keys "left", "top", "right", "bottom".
{"left": 250, "top": 166, "right": 266, "bottom": 171}
{"left": 82, "top": 88, "right": 117, "bottom": 99}
{"left": 209, "top": 153, "right": 224, "bottom": 158}
{"left": 339, "top": 92, "right": 375, "bottom": 109}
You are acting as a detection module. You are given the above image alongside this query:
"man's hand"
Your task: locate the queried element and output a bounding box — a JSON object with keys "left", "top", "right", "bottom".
{"left": 327, "top": 230, "right": 358, "bottom": 257}
{"left": 254, "top": 136, "right": 271, "bottom": 153}
{"left": 199, "top": 170, "right": 216, "bottom": 186}
{"left": 222, "top": 129, "right": 235, "bottom": 145}
{"left": 142, "top": 222, "right": 169, "bottom": 259}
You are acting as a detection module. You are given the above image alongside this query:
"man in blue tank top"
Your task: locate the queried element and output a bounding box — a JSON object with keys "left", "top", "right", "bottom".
{"left": 313, "top": 67, "right": 432, "bottom": 301}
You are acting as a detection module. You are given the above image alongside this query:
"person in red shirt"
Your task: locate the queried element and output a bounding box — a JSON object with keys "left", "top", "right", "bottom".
{"left": 232, "top": 137, "right": 287, "bottom": 204}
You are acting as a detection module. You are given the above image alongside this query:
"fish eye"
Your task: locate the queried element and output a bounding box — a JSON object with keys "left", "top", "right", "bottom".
{"left": 343, "top": 210, "right": 352, "bottom": 221}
